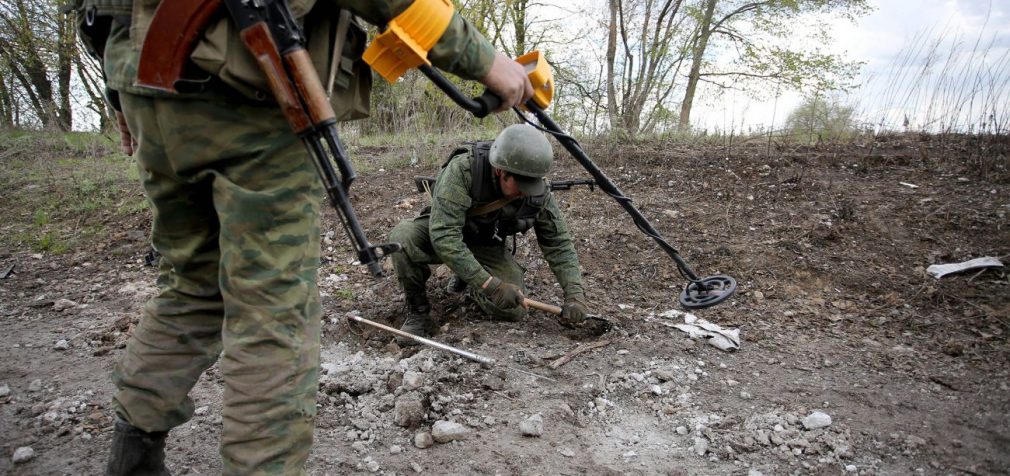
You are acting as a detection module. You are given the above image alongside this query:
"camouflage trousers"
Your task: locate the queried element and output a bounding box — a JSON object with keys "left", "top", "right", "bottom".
{"left": 389, "top": 215, "right": 527, "bottom": 321}
{"left": 113, "top": 91, "right": 323, "bottom": 475}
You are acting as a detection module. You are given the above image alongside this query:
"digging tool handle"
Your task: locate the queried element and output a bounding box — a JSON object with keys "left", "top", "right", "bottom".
{"left": 524, "top": 298, "right": 562, "bottom": 315}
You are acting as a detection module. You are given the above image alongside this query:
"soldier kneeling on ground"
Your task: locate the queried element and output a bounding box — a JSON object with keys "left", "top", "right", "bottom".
{"left": 389, "top": 124, "right": 590, "bottom": 344}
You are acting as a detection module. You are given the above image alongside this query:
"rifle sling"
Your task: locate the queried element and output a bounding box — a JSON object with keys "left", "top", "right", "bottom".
{"left": 467, "top": 198, "right": 514, "bottom": 217}
{"left": 326, "top": 10, "right": 353, "bottom": 97}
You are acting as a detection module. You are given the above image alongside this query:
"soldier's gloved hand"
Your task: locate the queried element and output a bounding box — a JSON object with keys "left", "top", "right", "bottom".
{"left": 560, "top": 297, "right": 589, "bottom": 326}
{"left": 482, "top": 276, "right": 526, "bottom": 310}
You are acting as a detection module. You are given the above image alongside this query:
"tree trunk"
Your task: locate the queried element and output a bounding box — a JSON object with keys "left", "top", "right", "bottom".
{"left": 605, "top": 0, "right": 620, "bottom": 132}
{"left": 678, "top": 0, "right": 716, "bottom": 132}
{"left": 56, "top": 9, "right": 75, "bottom": 130}
{"left": 0, "top": 69, "right": 11, "bottom": 127}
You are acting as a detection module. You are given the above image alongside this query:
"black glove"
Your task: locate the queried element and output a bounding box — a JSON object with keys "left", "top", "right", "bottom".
{"left": 482, "top": 277, "right": 525, "bottom": 310}
{"left": 560, "top": 297, "right": 589, "bottom": 326}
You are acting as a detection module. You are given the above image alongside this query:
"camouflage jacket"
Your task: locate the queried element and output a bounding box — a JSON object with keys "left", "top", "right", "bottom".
{"left": 429, "top": 148, "right": 585, "bottom": 300}
{"left": 102, "top": 0, "right": 495, "bottom": 100}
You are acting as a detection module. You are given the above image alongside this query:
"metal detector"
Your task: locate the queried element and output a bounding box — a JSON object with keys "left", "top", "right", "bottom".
{"left": 418, "top": 57, "right": 737, "bottom": 310}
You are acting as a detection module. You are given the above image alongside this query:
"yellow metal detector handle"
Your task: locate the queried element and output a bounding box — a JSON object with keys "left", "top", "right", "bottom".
{"left": 363, "top": 0, "right": 454, "bottom": 82}
{"left": 516, "top": 51, "right": 554, "bottom": 109}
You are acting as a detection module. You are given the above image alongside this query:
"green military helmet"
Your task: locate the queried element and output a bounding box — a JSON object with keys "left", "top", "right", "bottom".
{"left": 489, "top": 124, "right": 553, "bottom": 178}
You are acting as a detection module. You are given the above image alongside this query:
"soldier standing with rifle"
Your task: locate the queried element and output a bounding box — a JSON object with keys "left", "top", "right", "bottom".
{"left": 390, "top": 124, "right": 591, "bottom": 343}
{"left": 72, "top": 0, "right": 534, "bottom": 473}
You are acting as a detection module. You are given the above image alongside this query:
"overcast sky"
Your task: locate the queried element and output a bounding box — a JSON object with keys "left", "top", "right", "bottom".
{"left": 690, "top": 0, "right": 1009, "bottom": 132}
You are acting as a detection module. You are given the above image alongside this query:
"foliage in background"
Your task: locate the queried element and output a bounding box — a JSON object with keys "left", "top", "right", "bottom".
{"left": 0, "top": 0, "right": 79, "bottom": 130}
{"left": 0, "top": 0, "right": 1003, "bottom": 142}
{"left": 784, "top": 94, "right": 857, "bottom": 143}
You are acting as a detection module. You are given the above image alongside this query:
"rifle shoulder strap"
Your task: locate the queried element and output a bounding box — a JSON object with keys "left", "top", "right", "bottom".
{"left": 467, "top": 197, "right": 512, "bottom": 217}
{"left": 325, "top": 10, "right": 353, "bottom": 97}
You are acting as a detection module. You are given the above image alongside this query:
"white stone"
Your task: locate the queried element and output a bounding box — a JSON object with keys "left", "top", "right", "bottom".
{"left": 845, "top": 465, "right": 858, "bottom": 472}
{"left": 12, "top": 447, "right": 34, "bottom": 464}
{"left": 54, "top": 339, "right": 69, "bottom": 351}
{"left": 402, "top": 371, "right": 424, "bottom": 390}
{"left": 413, "top": 432, "right": 434, "bottom": 449}
{"left": 28, "top": 379, "right": 42, "bottom": 392}
{"left": 0, "top": 384, "right": 10, "bottom": 398}
{"left": 519, "top": 414, "right": 544, "bottom": 437}
{"left": 53, "top": 299, "right": 77, "bottom": 312}
{"left": 676, "top": 426, "right": 689, "bottom": 435}
{"left": 802, "top": 411, "right": 832, "bottom": 430}
{"left": 431, "top": 420, "right": 468, "bottom": 443}
{"left": 194, "top": 406, "right": 209, "bottom": 416}
{"left": 692, "top": 437, "right": 709, "bottom": 456}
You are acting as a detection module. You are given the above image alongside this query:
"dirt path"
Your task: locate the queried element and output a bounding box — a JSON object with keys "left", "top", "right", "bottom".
{"left": 1, "top": 136, "right": 1008, "bottom": 475}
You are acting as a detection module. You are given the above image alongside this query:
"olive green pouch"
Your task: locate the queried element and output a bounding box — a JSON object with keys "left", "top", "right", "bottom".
{"left": 190, "top": 0, "right": 371, "bottom": 121}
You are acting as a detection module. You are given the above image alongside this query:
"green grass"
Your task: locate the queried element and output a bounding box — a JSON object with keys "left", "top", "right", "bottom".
{"left": 0, "top": 130, "right": 142, "bottom": 255}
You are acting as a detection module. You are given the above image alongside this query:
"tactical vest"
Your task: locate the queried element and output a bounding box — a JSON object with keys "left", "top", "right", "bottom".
{"left": 443, "top": 142, "right": 548, "bottom": 246}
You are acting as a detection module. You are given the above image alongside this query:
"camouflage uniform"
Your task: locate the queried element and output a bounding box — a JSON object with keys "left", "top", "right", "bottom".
{"left": 101, "top": 1, "right": 495, "bottom": 474}
{"left": 390, "top": 145, "right": 584, "bottom": 320}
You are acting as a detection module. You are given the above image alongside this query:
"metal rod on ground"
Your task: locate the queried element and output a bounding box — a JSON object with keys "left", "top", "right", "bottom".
{"left": 345, "top": 314, "right": 555, "bottom": 382}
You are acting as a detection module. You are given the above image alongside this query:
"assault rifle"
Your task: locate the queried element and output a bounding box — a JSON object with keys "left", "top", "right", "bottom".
{"left": 134, "top": 0, "right": 399, "bottom": 277}
{"left": 548, "top": 178, "right": 595, "bottom": 192}
{"left": 413, "top": 176, "right": 596, "bottom": 194}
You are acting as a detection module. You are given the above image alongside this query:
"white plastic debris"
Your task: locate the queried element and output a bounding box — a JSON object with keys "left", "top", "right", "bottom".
{"left": 656, "top": 310, "right": 740, "bottom": 351}
{"left": 926, "top": 257, "right": 1004, "bottom": 279}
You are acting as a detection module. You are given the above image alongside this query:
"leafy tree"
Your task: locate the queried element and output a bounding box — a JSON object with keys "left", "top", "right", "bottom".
{"left": 0, "top": 0, "right": 76, "bottom": 130}
{"left": 784, "top": 93, "right": 856, "bottom": 143}
{"left": 676, "top": 0, "right": 872, "bottom": 131}
{"left": 605, "top": 0, "right": 692, "bottom": 135}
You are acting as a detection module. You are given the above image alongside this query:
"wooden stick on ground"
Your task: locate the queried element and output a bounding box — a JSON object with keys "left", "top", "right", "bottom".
{"left": 549, "top": 340, "right": 611, "bottom": 369}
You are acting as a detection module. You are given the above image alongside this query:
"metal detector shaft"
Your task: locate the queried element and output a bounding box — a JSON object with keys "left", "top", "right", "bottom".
{"left": 347, "top": 314, "right": 494, "bottom": 365}
{"left": 522, "top": 103, "right": 700, "bottom": 281}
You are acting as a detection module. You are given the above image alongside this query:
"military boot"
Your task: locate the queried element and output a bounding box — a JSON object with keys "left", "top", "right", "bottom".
{"left": 397, "top": 294, "right": 433, "bottom": 346}
{"left": 106, "top": 417, "right": 171, "bottom": 476}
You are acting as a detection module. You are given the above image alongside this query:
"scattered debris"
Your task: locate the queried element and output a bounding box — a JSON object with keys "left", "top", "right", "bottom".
{"left": 926, "top": 257, "right": 1004, "bottom": 279}
{"left": 655, "top": 310, "right": 740, "bottom": 351}
{"left": 899, "top": 182, "right": 920, "bottom": 189}
{"left": 548, "top": 340, "right": 610, "bottom": 369}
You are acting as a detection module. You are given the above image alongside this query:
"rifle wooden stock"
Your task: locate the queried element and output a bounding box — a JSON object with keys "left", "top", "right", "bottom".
{"left": 136, "top": 0, "right": 222, "bottom": 92}
{"left": 285, "top": 49, "right": 336, "bottom": 126}
{"left": 239, "top": 23, "right": 313, "bottom": 133}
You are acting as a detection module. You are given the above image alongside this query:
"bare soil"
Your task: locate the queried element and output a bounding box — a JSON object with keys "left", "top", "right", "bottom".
{"left": 1, "top": 134, "right": 1008, "bottom": 475}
